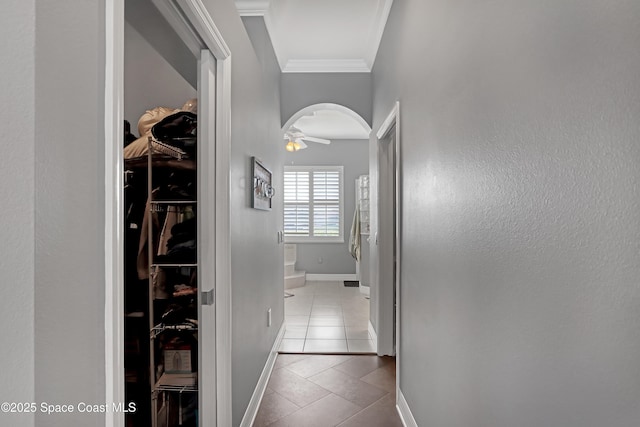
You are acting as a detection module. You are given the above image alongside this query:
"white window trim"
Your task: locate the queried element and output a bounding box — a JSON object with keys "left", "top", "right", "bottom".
{"left": 284, "top": 165, "right": 345, "bottom": 243}
{"left": 286, "top": 236, "right": 345, "bottom": 244}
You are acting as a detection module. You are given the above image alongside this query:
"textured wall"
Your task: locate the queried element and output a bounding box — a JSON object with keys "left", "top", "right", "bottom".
{"left": 0, "top": 1, "right": 35, "bottom": 426}
{"left": 34, "top": 0, "right": 106, "bottom": 425}
{"left": 7, "top": 1, "right": 283, "bottom": 426}
{"left": 284, "top": 139, "right": 369, "bottom": 274}
{"left": 373, "top": 0, "right": 640, "bottom": 426}
{"left": 220, "top": 14, "right": 284, "bottom": 425}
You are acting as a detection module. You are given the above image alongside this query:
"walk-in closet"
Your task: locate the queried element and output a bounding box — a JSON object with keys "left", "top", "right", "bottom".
{"left": 123, "top": 1, "right": 203, "bottom": 425}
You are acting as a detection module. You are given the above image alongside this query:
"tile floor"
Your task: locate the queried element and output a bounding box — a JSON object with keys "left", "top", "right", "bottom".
{"left": 253, "top": 354, "right": 402, "bottom": 427}
{"left": 281, "top": 281, "right": 374, "bottom": 353}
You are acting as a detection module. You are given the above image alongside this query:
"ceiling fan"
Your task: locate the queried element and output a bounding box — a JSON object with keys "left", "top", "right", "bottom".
{"left": 284, "top": 126, "right": 331, "bottom": 151}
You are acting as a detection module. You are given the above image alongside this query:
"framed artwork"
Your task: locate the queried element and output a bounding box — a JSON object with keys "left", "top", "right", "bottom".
{"left": 251, "top": 157, "right": 274, "bottom": 211}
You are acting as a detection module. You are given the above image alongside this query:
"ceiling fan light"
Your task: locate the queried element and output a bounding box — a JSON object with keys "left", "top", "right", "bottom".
{"left": 285, "top": 141, "right": 296, "bottom": 152}
{"left": 293, "top": 141, "right": 301, "bottom": 150}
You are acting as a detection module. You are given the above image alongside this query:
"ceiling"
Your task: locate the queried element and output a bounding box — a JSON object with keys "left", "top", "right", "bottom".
{"left": 235, "top": 0, "right": 394, "bottom": 73}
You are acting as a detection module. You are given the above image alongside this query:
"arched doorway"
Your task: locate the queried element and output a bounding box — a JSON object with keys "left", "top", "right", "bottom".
{"left": 280, "top": 103, "right": 375, "bottom": 354}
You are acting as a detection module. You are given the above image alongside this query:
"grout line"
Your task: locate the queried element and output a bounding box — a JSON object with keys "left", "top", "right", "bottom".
{"left": 285, "top": 280, "right": 371, "bottom": 354}
{"left": 334, "top": 392, "right": 392, "bottom": 427}
{"left": 342, "top": 299, "right": 349, "bottom": 352}
{"left": 268, "top": 389, "right": 303, "bottom": 410}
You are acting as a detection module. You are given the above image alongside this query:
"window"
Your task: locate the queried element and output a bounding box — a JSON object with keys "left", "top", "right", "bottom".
{"left": 284, "top": 166, "right": 344, "bottom": 242}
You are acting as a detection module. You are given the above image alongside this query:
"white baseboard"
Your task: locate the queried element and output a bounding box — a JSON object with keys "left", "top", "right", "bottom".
{"left": 397, "top": 389, "right": 418, "bottom": 427}
{"left": 239, "top": 323, "right": 286, "bottom": 427}
{"left": 305, "top": 273, "right": 357, "bottom": 281}
{"left": 368, "top": 321, "right": 377, "bottom": 352}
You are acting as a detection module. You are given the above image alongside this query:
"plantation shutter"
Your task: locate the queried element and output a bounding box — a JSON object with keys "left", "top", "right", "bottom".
{"left": 312, "top": 170, "right": 341, "bottom": 237}
{"left": 284, "top": 171, "right": 310, "bottom": 236}
{"left": 284, "top": 166, "right": 343, "bottom": 241}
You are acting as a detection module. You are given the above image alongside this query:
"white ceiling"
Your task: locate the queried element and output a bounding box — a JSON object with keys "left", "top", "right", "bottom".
{"left": 293, "top": 109, "right": 370, "bottom": 140}
{"left": 235, "top": 0, "right": 394, "bottom": 73}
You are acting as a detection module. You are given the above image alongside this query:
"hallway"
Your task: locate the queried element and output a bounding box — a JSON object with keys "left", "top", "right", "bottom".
{"left": 4, "top": 0, "right": 640, "bottom": 426}
{"left": 253, "top": 354, "right": 401, "bottom": 427}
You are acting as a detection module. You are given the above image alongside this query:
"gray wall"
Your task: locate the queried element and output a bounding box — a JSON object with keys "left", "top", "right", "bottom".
{"left": 34, "top": 0, "right": 106, "bottom": 425}
{"left": 0, "top": 1, "right": 282, "bottom": 426}
{"left": 125, "top": 0, "right": 197, "bottom": 87}
{"left": 124, "top": 21, "right": 197, "bottom": 131}
{"left": 284, "top": 140, "right": 369, "bottom": 274}
{"left": 280, "top": 73, "right": 372, "bottom": 127}
{"left": 222, "top": 13, "right": 284, "bottom": 425}
{"left": 373, "top": 0, "right": 640, "bottom": 426}
{"left": 0, "top": 1, "right": 35, "bottom": 426}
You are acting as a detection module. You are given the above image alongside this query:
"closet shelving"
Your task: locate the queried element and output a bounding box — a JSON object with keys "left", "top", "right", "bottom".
{"left": 145, "top": 137, "right": 199, "bottom": 427}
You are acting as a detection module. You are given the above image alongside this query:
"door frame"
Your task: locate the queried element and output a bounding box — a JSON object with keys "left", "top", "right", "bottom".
{"left": 373, "top": 101, "right": 401, "bottom": 392}
{"left": 104, "top": 0, "right": 232, "bottom": 426}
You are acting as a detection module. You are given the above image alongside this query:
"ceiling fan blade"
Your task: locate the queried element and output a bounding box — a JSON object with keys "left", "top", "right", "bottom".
{"left": 285, "top": 131, "right": 305, "bottom": 140}
{"left": 297, "top": 140, "right": 308, "bottom": 149}
{"left": 302, "top": 136, "right": 331, "bottom": 144}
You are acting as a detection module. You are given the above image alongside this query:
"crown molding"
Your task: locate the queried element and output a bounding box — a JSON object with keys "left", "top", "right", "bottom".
{"left": 236, "top": 0, "right": 393, "bottom": 73}
{"left": 366, "top": 0, "right": 394, "bottom": 68}
{"left": 262, "top": 13, "right": 287, "bottom": 71}
{"left": 283, "top": 59, "right": 371, "bottom": 73}
{"left": 235, "top": 0, "right": 270, "bottom": 16}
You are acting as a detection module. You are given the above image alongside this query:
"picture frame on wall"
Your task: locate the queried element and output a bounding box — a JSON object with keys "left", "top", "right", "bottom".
{"left": 251, "top": 157, "right": 274, "bottom": 211}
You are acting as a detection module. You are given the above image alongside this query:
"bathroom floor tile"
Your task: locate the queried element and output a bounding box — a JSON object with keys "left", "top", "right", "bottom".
{"left": 304, "top": 339, "right": 348, "bottom": 353}
{"left": 279, "top": 339, "right": 305, "bottom": 352}
{"left": 311, "top": 305, "right": 343, "bottom": 316}
{"left": 285, "top": 315, "right": 310, "bottom": 326}
{"left": 343, "top": 315, "right": 369, "bottom": 327}
{"left": 285, "top": 304, "right": 312, "bottom": 315}
{"left": 347, "top": 339, "right": 376, "bottom": 353}
{"left": 345, "top": 327, "right": 371, "bottom": 340}
{"left": 306, "top": 326, "right": 347, "bottom": 340}
{"left": 284, "top": 325, "right": 308, "bottom": 339}
{"left": 284, "top": 281, "right": 371, "bottom": 354}
{"left": 309, "top": 316, "right": 345, "bottom": 326}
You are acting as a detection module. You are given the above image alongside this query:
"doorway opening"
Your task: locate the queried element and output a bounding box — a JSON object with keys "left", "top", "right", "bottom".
{"left": 372, "top": 101, "right": 401, "bottom": 394}
{"left": 105, "top": 0, "right": 232, "bottom": 426}
{"left": 279, "top": 103, "right": 373, "bottom": 354}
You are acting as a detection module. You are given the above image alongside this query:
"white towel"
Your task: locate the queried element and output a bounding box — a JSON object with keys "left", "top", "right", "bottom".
{"left": 349, "top": 206, "right": 361, "bottom": 261}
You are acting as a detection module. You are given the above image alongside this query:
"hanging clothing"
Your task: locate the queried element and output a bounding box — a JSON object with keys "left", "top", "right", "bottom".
{"left": 349, "top": 206, "right": 361, "bottom": 261}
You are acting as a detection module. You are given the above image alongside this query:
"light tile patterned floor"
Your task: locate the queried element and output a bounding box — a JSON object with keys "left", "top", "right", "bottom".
{"left": 281, "top": 281, "right": 374, "bottom": 354}
{"left": 253, "top": 354, "right": 402, "bottom": 427}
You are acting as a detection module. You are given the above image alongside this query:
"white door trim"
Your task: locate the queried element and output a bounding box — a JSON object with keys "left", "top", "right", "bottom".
{"left": 104, "top": 1, "right": 125, "bottom": 426}
{"left": 198, "top": 48, "right": 218, "bottom": 427}
{"left": 214, "top": 47, "right": 233, "bottom": 427}
{"left": 374, "top": 101, "right": 401, "bottom": 397}
{"left": 104, "top": 0, "right": 232, "bottom": 425}
{"left": 376, "top": 102, "right": 400, "bottom": 140}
